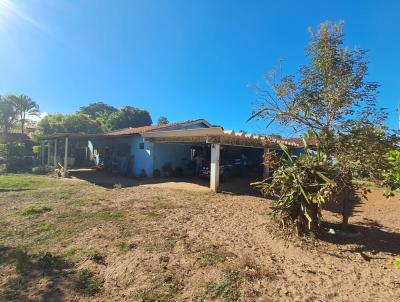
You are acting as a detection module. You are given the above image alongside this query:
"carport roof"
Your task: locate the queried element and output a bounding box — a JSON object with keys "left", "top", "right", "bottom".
{"left": 143, "top": 127, "right": 310, "bottom": 148}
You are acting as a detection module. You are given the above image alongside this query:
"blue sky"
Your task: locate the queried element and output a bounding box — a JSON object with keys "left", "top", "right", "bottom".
{"left": 0, "top": 0, "right": 399, "bottom": 135}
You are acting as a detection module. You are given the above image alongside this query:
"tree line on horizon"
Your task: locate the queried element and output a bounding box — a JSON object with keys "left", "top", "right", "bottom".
{"left": 0, "top": 97, "right": 170, "bottom": 139}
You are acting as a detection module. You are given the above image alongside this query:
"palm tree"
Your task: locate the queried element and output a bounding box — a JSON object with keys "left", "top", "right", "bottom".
{"left": 0, "top": 95, "right": 17, "bottom": 141}
{"left": 10, "top": 94, "right": 40, "bottom": 135}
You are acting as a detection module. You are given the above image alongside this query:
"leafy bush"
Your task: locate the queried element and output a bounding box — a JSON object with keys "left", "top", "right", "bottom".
{"left": 32, "top": 145, "right": 41, "bottom": 155}
{"left": 383, "top": 148, "right": 400, "bottom": 191}
{"left": 0, "top": 142, "right": 37, "bottom": 172}
{"left": 253, "top": 144, "right": 336, "bottom": 235}
{"left": 5, "top": 157, "right": 36, "bottom": 172}
{"left": 0, "top": 142, "right": 25, "bottom": 157}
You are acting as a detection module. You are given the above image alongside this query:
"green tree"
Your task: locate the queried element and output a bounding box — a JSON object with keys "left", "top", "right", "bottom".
{"left": 0, "top": 95, "right": 17, "bottom": 141}
{"left": 9, "top": 94, "right": 40, "bottom": 135}
{"left": 79, "top": 102, "right": 118, "bottom": 118}
{"left": 37, "top": 113, "right": 103, "bottom": 135}
{"left": 251, "top": 21, "right": 390, "bottom": 231}
{"left": 79, "top": 102, "right": 118, "bottom": 131}
{"left": 336, "top": 125, "right": 398, "bottom": 181}
{"left": 383, "top": 148, "right": 400, "bottom": 192}
{"left": 157, "top": 116, "right": 169, "bottom": 125}
{"left": 106, "top": 106, "right": 152, "bottom": 130}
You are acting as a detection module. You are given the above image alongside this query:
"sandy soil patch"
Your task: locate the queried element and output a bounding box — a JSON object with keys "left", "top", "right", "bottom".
{"left": 0, "top": 174, "right": 399, "bottom": 301}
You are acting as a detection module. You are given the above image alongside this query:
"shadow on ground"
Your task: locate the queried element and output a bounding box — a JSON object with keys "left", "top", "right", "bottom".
{"left": 320, "top": 219, "right": 400, "bottom": 258}
{"left": 0, "top": 246, "right": 76, "bottom": 302}
{"left": 69, "top": 169, "right": 262, "bottom": 196}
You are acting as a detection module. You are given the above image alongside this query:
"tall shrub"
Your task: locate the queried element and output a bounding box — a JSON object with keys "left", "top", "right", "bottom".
{"left": 383, "top": 148, "right": 400, "bottom": 193}
{"left": 254, "top": 144, "right": 336, "bottom": 234}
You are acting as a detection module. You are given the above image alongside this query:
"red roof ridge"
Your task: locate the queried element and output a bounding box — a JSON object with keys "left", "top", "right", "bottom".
{"left": 106, "top": 119, "right": 210, "bottom": 136}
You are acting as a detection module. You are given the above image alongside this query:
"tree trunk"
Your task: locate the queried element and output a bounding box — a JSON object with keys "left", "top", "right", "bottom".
{"left": 340, "top": 171, "right": 354, "bottom": 231}
{"left": 341, "top": 199, "right": 350, "bottom": 231}
{"left": 21, "top": 119, "right": 25, "bottom": 138}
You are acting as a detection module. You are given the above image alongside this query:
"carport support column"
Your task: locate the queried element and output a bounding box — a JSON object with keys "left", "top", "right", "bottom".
{"left": 263, "top": 147, "right": 270, "bottom": 179}
{"left": 40, "top": 141, "right": 44, "bottom": 165}
{"left": 64, "top": 137, "right": 68, "bottom": 171}
{"left": 210, "top": 143, "right": 220, "bottom": 192}
{"left": 53, "top": 139, "right": 57, "bottom": 167}
{"left": 47, "top": 141, "right": 51, "bottom": 165}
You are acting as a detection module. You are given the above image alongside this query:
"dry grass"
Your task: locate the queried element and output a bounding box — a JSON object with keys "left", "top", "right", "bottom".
{"left": 1, "top": 173, "right": 400, "bottom": 301}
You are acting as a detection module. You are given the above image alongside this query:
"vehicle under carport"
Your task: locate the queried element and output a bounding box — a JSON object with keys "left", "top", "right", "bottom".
{"left": 143, "top": 127, "right": 304, "bottom": 192}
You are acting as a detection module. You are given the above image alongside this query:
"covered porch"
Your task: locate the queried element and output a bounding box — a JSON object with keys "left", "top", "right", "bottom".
{"left": 143, "top": 127, "right": 302, "bottom": 192}
{"left": 37, "top": 133, "right": 107, "bottom": 171}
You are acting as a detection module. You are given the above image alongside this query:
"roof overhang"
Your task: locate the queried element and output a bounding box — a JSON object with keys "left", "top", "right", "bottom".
{"left": 38, "top": 133, "right": 106, "bottom": 141}
{"left": 143, "top": 127, "right": 302, "bottom": 148}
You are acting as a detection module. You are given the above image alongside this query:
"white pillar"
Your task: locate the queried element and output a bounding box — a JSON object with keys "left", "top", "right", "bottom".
{"left": 263, "top": 147, "right": 270, "bottom": 179}
{"left": 64, "top": 137, "right": 69, "bottom": 171}
{"left": 47, "top": 141, "right": 51, "bottom": 165}
{"left": 210, "top": 143, "right": 220, "bottom": 192}
{"left": 53, "top": 140, "right": 57, "bottom": 167}
{"left": 41, "top": 142, "right": 44, "bottom": 165}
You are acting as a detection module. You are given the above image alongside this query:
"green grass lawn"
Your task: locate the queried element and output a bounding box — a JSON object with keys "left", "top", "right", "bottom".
{"left": 0, "top": 173, "right": 56, "bottom": 191}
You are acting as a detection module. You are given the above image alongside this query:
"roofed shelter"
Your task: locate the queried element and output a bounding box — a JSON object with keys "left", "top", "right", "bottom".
{"left": 142, "top": 127, "right": 305, "bottom": 192}
{"left": 38, "top": 119, "right": 308, "bottom": 192}
{"left": 38, "top": 133, "right": 106, "bottom": 171}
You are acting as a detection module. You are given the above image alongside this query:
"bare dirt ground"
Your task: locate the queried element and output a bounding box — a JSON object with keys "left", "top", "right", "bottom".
{"left": 0, "top": 173, "right": 399, "bottom": 301}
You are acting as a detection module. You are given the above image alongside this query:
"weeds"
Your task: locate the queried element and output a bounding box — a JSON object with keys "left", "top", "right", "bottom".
{"left": 198, "top": 245, "right": 235, "bottom": 267}
{"left": 63, "top": 247, "right": 80, "bottom": 258}
{"left": 116, "top": 241, "right": 137, "bottom": 254}
{"left": 203, "top": 270, "right": 240, "bottom": 302}
{"left": 38, "top": 223, "right": 53, "bottom": 231}
{"left": 77, "top": 269, "right": 102, "bottom": 295}
{"left": 135, "top": 274, "right": 182, "bottom": 302}
{"left": 395, "top": 258, "right": 400, "bottom": 269}
{"left": 86, "top": 249, "right": 106, "bottom": 265}
{"left": 143, "top": 233, "right": 181, "bottom": 252}
{"left": 14, "top": 251, "right": 31, "bottom": 274}
{"left": 17, "top": 206, "right": 52, "bottom": 216}
{"left": 142, "top": 209, "right": 162, "bottom": 218}
{"left": 237, "top": 255, "right": 268, "bottom": 281}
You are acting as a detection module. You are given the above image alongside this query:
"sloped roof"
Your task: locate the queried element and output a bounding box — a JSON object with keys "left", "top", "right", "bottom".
{"left": 106, "top": 119, "right": 211, "bottom": 136}
{"left": 143, "top": 127, "right": 312, "bottom": 148}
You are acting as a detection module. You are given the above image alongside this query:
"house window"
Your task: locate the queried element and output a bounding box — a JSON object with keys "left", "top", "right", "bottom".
{"left": 139, "top": 143, "right": 145, "bottom": 149}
